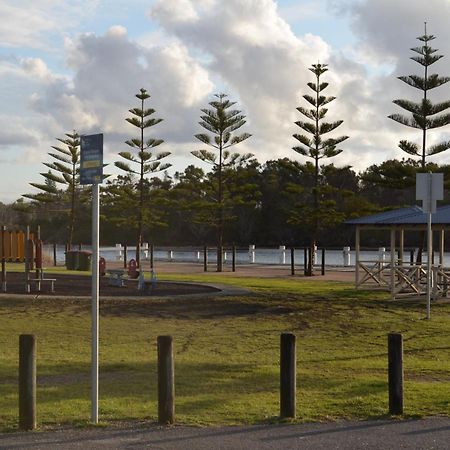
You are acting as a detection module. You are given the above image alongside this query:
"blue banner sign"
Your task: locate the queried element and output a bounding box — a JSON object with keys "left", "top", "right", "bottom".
{"left": 80, "top": 134, "right": 103, "bottom": 185}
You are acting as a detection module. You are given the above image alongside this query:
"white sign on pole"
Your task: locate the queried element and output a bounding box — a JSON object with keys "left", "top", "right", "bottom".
{"left": 416, "top": 173, "right": 443, "bottom": 213}
{"left": 80, "top": 134, "right": 103, "bottom": 424}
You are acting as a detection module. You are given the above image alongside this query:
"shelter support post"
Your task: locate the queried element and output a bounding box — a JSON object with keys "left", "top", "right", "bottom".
{"left": 399, "top": 229, "right": 404, "bottom": 266}
{"left": 355, "top": 226, "right": 360, "bottom": 289}
{"left": 390, "top": 228, "right": 396, "bottom": 300}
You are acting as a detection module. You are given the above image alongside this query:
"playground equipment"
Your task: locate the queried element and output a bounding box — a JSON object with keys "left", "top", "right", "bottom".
{"left": 0, "top": 225, "right": 56, "bottom": 293}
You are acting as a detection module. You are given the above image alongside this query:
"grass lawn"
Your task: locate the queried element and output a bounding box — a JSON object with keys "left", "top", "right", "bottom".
{"left": 0, "top": 268, "right": 449, "bottom": 430}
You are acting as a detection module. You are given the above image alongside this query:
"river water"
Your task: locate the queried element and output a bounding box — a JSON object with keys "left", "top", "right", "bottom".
{"left": 44, "top": 245, "right": 439, "bottom": 267}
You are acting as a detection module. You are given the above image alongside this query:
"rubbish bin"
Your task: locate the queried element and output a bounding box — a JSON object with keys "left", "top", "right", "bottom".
{"left": 77, "top": 251, "right": 92, "bottom": 271}
{"left": 65, "top": 250, "right": 79, "bottom": 270}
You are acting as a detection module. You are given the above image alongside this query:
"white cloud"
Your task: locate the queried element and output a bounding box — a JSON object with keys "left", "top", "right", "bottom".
{"left": 0, "top": 0, "right": 101, "bottom": 49}
{"left": 5, "top": 0, "right": 450, "bottom": 206}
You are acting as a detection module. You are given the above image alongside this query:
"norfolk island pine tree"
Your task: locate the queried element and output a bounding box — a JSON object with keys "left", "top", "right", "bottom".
{"left": 389, "top": 24, "right": 450, "bottom": 167}
{"left": 192, "top": 93, "right": 252, "bottom": 272}
{"left": 115, "top": 88, "right": 171, "bottom": 267}
{"left": 293, "top": 63, "right": 348, "bottom": 274}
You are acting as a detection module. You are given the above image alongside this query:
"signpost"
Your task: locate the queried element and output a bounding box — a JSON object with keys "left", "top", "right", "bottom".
{"left": 416, "top": 172, "right": 443, "bottom": 319}
{"left": 80, "top": 133, "right": 103, "bottom": 423}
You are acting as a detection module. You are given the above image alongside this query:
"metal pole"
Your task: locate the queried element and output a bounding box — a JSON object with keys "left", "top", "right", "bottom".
{"left": 25, "top": 226, "right": 30, "bottom": 293}
{"left": 91, "top": 183, "right": 100, "bottom": 423}
{"left": 1, "top": 225, "right": 6, "bottom": 292}
{"left": 427, "top": 212, "right": 432, "bottom": 320}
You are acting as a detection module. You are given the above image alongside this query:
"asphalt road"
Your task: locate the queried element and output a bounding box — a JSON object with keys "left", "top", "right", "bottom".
{"left": 1, "top": 418, "right": 449, "bottom": 449}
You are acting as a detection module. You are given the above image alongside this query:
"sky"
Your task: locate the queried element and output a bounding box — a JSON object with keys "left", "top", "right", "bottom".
{"left": 1, "top": 0, "right": 450, "bottom": 203}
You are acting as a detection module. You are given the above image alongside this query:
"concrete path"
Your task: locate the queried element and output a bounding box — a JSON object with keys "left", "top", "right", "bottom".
{"left": 1, "top": 418, "right": 449, "bottom": 449}
{"left": 109, "top": 260, "right": 357, "bottom": 282}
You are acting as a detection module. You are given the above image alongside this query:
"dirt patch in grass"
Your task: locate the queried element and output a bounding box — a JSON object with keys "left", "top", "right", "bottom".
{"left": 1, "top": 272, "right": 220, "bottom": 297}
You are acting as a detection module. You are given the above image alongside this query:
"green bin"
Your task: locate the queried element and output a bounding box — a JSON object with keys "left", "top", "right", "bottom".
{"left": 65, "top": 250, "right": 79, "bottom": 270}
{"left": 77, "top": 251, "right": 92, "bottom": 271}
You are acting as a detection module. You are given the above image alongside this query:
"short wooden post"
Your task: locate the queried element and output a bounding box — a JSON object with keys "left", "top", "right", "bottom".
{"left": 232, "top": 245, "right": 236, "bottom": 272}
{"left": 19, "top": 334, "right": 36, "bottom": 430}
{"left": 157, "top": 335, "right": 175, "bottom": 424}
{"left": 280, "top": 333, "right": 296, "bottom": 418}
{"left": 203, "top": 246, "right": 208, "bottom": 272}
{"left": 388, "top": 333, "right": 403, "bottom": 415}
{"left": 303, "top": 247, "right": 307, "bottom": 276}
{"left": 78, "top": 243, "right": 82, "bottom": 250}
{"left": 309, "top": 246, "right": 314, "bottom": 276}
{"left": 123, "top": 244, "right": 127, "bottom": 269}
{"left": 321, "top": 248, "right": 325, "bottom": 275}
{"left": 410, "top": 249, "right": 414, "bottom": 265}
{"left": 150, "top": 244, "right": 154, "bottom": 270}
{"left": 53, "top": 243, "right": 57, "bottom": 267}
{"left": 290, "top": 247, "right": 295, "bottom": 276}
{"left": 217, "top": 245, "right": 223, "bottom": 272}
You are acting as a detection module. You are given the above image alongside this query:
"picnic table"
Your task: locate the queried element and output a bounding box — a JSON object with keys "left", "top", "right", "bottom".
{"left": 26, "top": 269, "right": 56, "bottom": 293}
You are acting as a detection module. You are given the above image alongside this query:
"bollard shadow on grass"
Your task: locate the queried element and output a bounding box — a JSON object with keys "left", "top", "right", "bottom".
{"left": 0, "top": 358, "right": 395, "bottom": 429}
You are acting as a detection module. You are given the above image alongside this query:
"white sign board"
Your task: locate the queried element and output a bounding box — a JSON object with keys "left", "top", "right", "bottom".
{"left": 416, "top": 173, "right": 444, "bottom": 214}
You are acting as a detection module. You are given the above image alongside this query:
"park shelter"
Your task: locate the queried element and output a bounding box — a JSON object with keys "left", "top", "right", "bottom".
{"left": 346, "top": 205, "right": 450, "bottom": 299}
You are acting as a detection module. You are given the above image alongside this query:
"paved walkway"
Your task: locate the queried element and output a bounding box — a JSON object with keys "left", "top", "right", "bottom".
{"left": 1, "top": 418, "right": 449, "bottom": 449}
{"left": 108, "top": 260, "right": 356, "bottom": 283}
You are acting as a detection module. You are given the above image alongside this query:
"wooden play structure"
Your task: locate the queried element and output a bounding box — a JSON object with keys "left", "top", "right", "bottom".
{"left": 1, "top": 225, "right": 55, "bottom": 293}
{"left": 347, "top": 205, "right": 450, "bottom": 300}
{"left": 0, "top": 227, "right": 34, "bottom": 262}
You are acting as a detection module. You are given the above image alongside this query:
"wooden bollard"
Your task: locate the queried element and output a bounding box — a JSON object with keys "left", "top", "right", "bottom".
{"left": 280, "top": 333, "right": 296, "bottom": 418}
{"left": 388, "top": 333, "right": 403, "bottom": 415}
{"left": 303, "top": 248, "right": 307, "bottom": 276}
{"left": 232, "top": 245, "right": 236, "bottom": 272}
{"left": 123, "top": 244, "right": 127, "bottom": 269}
{"left": 217, "top": 245, "right": 223, "bottom": 272}
{"left": 19, "top": 334, "right": 36, "bottom": 430}
{"left": 308, "top": 246, "right": 313, "bottom": 276}
{"left": 203, "top": 246, "right": 208, "bottom": 272}
{"left": 53, "top": 243, "right": 57, "bottom": 267}
{"left": 150, "top": 244, "right": 154, "bottom": 269}
{"left": 158, "top": 335, "right": 175, "bottom": 424}
{"left": 321, "top": 248, "right": 325, "bottom": 275}
{"left": 290, "top": 248, "right": 295, "bottom": 276}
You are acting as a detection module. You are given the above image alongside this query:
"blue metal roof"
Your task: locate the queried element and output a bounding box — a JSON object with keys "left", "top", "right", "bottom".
{"left": 346, "top": 204, "right": 450, "bottom": 226}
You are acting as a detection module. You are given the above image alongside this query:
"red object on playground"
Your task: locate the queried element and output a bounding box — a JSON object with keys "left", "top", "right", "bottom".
{"left": 128, "top": 259, "right": 138, "bottom": 279}
{"left": 28, "top": 239, "right": 35, "bottom": 271}
{"left": 35, "top": 239, "right": 43, "bottom": 269}
{"left": 99, "top": 257, "right": 106, "bottom": 276}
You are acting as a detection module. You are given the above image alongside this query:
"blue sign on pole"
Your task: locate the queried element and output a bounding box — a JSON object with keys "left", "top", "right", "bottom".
{"left": 80, "top": 134, "right": 103, "bottom": 185}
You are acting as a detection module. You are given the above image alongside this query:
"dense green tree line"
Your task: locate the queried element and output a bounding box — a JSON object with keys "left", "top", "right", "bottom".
{"left": 8, "top": 157, "right": 450, "bottom": 248}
